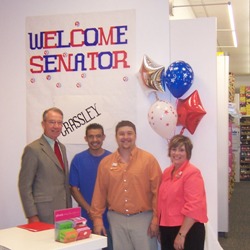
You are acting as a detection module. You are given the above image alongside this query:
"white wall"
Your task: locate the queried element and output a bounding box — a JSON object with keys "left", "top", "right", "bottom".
{"left": 170, "top": 18, "right": 218, "bottom": 232}
{"left": 0, "top": 0, "right": 27, "bottom": 228}
{"left": 0, "top": 1, "right": 221, "bottom": 241}
{"left": 0, "top": 0, "right": 170, "bottom": 229}
{"left": 217, "top": 56, "right": 229, "bottom": 232}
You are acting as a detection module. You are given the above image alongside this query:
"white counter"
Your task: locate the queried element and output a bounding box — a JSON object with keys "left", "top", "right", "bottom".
{"left": 0, "top": 227, "right": 107, "bottom": 250}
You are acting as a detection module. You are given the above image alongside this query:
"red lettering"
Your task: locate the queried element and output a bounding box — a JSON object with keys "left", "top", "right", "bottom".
{"left": 70, "top": 29, "right": 84, "bottom": 47}
{"left": 87, "top": 52, "right": 99, "bottom": 70}
{"left": 30, "top": 56, "right": 43, "bottom": 73}
{"left": 112, "top": 51, "right": 130, "bottom": 69}
{"left": 98, "top": 27, "right": 114, "bottom": 45}
{"left": 44, "top": 31, "right": 57, "bottom": 49}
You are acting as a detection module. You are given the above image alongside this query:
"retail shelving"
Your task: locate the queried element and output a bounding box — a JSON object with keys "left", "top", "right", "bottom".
{"left": 240, "top": 116, "right": 250, "bottom": 181}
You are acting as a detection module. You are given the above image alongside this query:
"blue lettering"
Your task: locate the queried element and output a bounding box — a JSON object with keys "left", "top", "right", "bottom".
{"left": 28, "top": 32, "right": 44, "bottom": 50}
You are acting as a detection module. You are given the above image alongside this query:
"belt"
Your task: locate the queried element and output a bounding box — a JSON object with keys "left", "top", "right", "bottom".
{"left": 125, "top": 211, "right": 143, "bottom": 216}
{"left": 110, "top": 210, "right": 144, "bottom": 216}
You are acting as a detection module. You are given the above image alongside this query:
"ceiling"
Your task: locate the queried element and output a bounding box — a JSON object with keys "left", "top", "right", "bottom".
{"left": 169, "top": 0, "right": 249, "bottom": 76}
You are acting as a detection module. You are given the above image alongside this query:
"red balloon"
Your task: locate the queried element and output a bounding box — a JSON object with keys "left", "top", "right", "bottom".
{"left": 177, "top": 90, "right": 206, "bottom": 134}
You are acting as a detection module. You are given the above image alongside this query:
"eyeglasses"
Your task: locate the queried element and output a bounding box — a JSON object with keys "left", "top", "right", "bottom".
{"left": 46, "top": 120, "right": 63, "bottom": 126}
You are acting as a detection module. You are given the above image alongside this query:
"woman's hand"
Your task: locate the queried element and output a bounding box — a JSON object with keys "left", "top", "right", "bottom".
{"left": 174, "top": 232, "right": 185, "bottom": 250}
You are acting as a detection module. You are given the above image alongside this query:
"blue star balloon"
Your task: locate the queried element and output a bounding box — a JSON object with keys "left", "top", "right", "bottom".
{"left": 164, "top": 61, "right": 194, "bottom": 98}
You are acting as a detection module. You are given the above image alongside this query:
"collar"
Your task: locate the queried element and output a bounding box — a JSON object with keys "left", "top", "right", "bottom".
{"left": 116, "top": 146, "right": 138, "bottom": 163}
{"left": 43, "top": 134, "right": 55, "bottom": 149}
{"left": 171, "top": 160, "right": 189, "bottom": 179}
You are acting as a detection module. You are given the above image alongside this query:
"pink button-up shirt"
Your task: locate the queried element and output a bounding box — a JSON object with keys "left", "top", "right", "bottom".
{"left": 158, "top": 160, "right": 208, "bottom": 226}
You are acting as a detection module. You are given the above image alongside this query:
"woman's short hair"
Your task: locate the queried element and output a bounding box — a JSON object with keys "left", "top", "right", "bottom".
{"left": 168, "top": 135, "right": 193, "bottom": 160}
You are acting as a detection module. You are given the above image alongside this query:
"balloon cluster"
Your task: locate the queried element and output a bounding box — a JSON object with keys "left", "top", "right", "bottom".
{"left": 139, "top": 55, "right": 206, "bottom": 139}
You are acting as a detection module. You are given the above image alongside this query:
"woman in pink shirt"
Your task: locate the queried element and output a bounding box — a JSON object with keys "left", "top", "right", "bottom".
{"left": 158, "top": 135, "right": 208, "bottom": 250}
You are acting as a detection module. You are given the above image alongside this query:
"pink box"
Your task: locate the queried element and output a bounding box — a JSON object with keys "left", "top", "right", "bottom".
{"left": 71, "top": 217, "right": 87, "bottom": 227}
{"left": 54, "top": 208, "right": 91, "bottom": 243}
{"left": 76, "top": 226, "right": 91, "bottom": 240}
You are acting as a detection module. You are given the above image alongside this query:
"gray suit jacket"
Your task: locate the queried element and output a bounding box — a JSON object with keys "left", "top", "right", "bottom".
{"left": 18, "top": 135, "right": 72, "bottom": 224}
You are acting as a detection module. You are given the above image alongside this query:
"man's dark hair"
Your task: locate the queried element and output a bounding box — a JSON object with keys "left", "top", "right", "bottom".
{"left": 85, "top": 123, "right": 104, "bottom": 136}
{"left": 115, "top": 120, "right": 136, "bottom": 134}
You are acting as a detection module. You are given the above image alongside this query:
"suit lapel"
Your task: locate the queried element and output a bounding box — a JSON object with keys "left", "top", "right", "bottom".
{"left": 39, "top": 136, "right": 64, "bottom": 172}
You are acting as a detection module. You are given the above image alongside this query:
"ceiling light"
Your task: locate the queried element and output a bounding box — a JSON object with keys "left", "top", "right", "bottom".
{"left": 227, "top": 2, "right": 238, "bottom": 47}
{"left": 170, "top": 1, "right": 238, "bottom": 47}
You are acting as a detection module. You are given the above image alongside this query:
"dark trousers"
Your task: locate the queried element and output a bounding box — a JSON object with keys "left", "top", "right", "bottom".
{"left": 159, "top": 222, "right": 205, "bottom": 250}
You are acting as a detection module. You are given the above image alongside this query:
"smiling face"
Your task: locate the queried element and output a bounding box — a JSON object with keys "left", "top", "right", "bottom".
{"left": 116, "top": 125, "right": 136, "bottom": 151}
{"left": 85, "top": 128, "right": 105, "bottom": 153}
{"left": 168, "top": 135, "right": 193, "bottom": 169}
{"left": 170, "top": 144, "right": 187, "bottom": 168}
{"left": 42, "top": 110, "right": 63, "bottom": 140}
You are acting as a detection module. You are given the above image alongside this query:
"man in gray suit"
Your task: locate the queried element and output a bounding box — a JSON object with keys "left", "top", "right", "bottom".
{"left": 18, "top": 107, "right": 72, "bottom": 224}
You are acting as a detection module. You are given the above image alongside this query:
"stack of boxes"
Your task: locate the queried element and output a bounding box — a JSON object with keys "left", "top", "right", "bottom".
{"left": 246, "top": 87, "right": 250, "bottom": 115}
{"left": 55, "top": 217, "right": 91, "bottom": 243}
{"left": 240, "top": 85, "right": 246, "bottom": 115}
{"left": 240, "top": 85, "right": 250, "bottom": 115}
{"left": 229, "top": 72, "right": 235, "bottom": 103}
{"left": 228, "top": 72, "right": 236, "bottom": 198}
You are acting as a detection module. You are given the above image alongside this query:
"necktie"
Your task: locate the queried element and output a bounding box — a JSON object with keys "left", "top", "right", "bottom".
{"left": 54, "top": 141, "right": 65, "bottom": 170}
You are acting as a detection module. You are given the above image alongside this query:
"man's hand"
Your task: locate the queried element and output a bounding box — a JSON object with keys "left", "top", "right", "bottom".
{"left": 93, "top": 225, "right": 107, "bottom": 236}
{"left": 28, "top": 215, "right": 40, "bottom": 223}
{"left": 147, "top": 223, "right": 159, "bottom": 238}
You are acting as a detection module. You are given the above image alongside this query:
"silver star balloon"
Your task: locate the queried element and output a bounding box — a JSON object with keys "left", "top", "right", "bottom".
{"left": 139, "top": 55, "right": 165, "bottom": 92}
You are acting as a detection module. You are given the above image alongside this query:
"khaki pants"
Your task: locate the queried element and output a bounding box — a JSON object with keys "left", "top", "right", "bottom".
{"left": 107, "top": 210, "right": 158, "bottom": 250}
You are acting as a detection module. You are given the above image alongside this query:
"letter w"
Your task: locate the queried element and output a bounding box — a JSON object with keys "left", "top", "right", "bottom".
{"left": 28, "top": 32, "right": 44, "bottom": 50}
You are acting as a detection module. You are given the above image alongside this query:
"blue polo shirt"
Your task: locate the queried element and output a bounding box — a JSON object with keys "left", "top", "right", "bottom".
{"left": 69, "top": 149, "right": 111, "bottom": 229}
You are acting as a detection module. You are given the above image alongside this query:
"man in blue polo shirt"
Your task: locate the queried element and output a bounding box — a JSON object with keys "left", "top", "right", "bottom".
{"left": 69, "top": 123, "right": 112, "bottom": 250}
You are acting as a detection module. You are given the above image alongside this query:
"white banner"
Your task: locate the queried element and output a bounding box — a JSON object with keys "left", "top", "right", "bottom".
{"left": 54, "top": 95, "right": 115, "bottom": 144}
{"left": 26, "top": 10, "right": 136, "bottom": 144}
